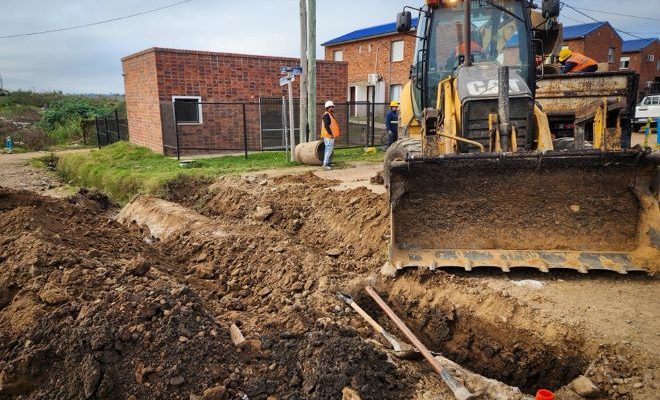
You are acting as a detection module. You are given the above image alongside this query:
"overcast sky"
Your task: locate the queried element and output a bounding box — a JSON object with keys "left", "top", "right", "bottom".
{"left": 1, "top": 0, "right": 658, "bottom": 93}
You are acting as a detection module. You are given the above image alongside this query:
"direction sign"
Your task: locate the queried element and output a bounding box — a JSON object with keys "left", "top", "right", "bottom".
{"left": 280, "top": 66, "right": 293, "bottom": 74}
{"left": 291, "top": 66, "right": 303, "bottom": 76}
{"left": 279, "top": 75, "right": 295, "bottom": 86}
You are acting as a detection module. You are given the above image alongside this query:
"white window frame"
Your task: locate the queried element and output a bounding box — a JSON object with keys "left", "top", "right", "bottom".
{"left": 391, "top": 40, "right": 404, "bottom": 62}
{"left": 172, "top": 95, "right": 203, "bottom": 125}
{"left": 647, "top": 54, "right": 655, "bottom": 62}
{"left": 607, "top": 47, "right": 615, "bottom": 63}
{"left": 389, "top": 84, "right": 403, "bottom": 102}
{"left": 368, "top": 43, "right": 372, "bottom": 52}
{"left": 358, "top": 45, "right": 362, "bottom": 54}
{"left": 333, "top": 50, "right": 343, "bottom": 62}
{"left": 620, "top": 56, "right": 630, "bottom": 70}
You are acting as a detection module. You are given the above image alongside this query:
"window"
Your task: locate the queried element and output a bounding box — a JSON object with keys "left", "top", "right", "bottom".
{"left": 173, "top": 96, "right": 202, "bottom": 124}
{"left": 391, "top": 40, "right": 404, "bottom": 62}
{"left": 620, "top": 56, "right": 630, "bottom": 70}
{"left": 608, "top": 47, "right": 615, "bottom": 63}
{"left": 333, "top": 50, "right": 343, "bottom": 62}
{"left": 390, "top": 84, "right": 403, "bottom": 102}
{"left": 647, "top": 54, "right": 655, "bottom": 62}
{"left": 358, "top": 45, "right": 362, "bottom": 54}
{"left": 368, "top": 43, "right": 372, "bottom": 52}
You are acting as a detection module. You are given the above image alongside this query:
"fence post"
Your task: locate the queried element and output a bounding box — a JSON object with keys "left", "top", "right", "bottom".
{"left": 95, "top": 117, "right": 101, "bottom": 149}
{"left": 114, "top": 109, "right": 120, "bottom": 142}
{"left": 242, "top": 103, "right": 248, "bottom": 159}
{"left": 104, "top": 117, "right": 109, "bottom": 146}
{"left": 370, "top": 100, "right": 375, "bottom": 147}
{"left": 366, "top": 101, "right": 371, "bottom": 146}
{"left": 173, "top": 103, "right": 181, "bottom": 161}
{"left": 345, "top": 102, "right": 350, "bottom": 147}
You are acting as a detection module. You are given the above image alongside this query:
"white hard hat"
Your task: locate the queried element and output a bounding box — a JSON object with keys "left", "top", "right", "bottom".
{"left": 324, "top": 100, "right": 335, "bottom": 108}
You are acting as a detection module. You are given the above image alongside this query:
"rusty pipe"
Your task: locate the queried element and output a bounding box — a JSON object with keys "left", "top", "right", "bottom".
{"left": 464, "top": 0, "right": 471, "bottom": 67}
{"left": 438, "top": 131, "right": 485, "bottom": 152}
{"left": 365, "top": 286, "right": 480, "bottom": 400}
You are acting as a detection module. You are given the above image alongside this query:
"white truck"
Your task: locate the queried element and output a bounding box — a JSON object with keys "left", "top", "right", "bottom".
{"left": 634, "top": 94, "right": 660, "bottom": 131}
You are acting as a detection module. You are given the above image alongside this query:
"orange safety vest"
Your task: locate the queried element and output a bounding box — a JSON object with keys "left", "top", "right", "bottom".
{"left": 566, "top": 52, "right": 598, "bottom": 73}
{"left": 320, "top": 111, "right": 341, "bottom": 139}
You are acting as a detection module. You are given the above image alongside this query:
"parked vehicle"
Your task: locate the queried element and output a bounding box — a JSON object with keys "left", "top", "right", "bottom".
{"left": 634, "top": 95, "right": 660, "bottom": 131}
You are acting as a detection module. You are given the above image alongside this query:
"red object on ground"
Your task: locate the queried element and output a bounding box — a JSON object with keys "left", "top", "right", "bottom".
{"left": 535, "top": 389, "right": 555, "bottom": 400}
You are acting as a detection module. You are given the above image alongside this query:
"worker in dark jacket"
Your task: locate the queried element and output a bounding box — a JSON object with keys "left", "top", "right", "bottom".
{"left": 320, "top": 100, "right": 341, "bottom": 170}
{"left": 385, "top": 101, "right": 399, "bottom": 148}
{"left": 559, "top": 48, "right": 598, "bottom": 74}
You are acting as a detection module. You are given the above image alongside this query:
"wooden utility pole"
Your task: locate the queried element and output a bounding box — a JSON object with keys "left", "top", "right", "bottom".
{"left": 299, "top": 0, "right": 308, "bottom": 143}
{"left": 307, "top": 0, "right": 317, "bottom": 139}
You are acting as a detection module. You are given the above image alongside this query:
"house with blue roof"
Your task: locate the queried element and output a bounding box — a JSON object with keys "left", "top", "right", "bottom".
{"left": 562, "top": 21, "right": 622, "bottom": 72}
{"left": 322, "top": 19, "right": 418, "bottom": 108}
{"left": 621, "top": 38, "right": 659, "bottom": 96}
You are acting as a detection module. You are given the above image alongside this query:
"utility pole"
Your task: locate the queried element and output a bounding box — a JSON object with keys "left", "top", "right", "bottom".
{"left": 299, "top": 0, "right": 308, "bottom": 143}
{"left": 307, "top": 0, "right": 317, "bottom": 139}
{"left": 287, "top": 76, "right": 297, "bottom": 162}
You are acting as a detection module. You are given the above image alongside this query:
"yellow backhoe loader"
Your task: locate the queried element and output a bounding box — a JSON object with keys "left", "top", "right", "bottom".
{"left": 383, "top": 0, "right": 659, "bottom": 275}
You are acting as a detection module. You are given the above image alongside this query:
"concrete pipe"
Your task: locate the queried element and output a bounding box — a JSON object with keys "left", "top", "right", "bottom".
{"left": 295, "top": 140, "right": 325, "bottom": 165}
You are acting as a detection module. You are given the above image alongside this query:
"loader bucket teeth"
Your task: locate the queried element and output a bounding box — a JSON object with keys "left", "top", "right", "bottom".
{"left": 386, "top": 149, "right": 660, "bottom": 275}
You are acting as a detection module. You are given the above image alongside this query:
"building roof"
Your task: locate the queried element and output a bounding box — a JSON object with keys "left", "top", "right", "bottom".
{"left": 622, "top": 38, "right": 658, "bottom": 53}
{"left": 562, "top": 21, "right": 610, "bottom": 40}
{"left": 321, "top": 18, "right": 418, "bottom": 46}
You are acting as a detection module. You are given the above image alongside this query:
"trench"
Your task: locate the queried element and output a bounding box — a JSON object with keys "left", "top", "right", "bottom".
{"left": 355, "top": 285, "right": 588, "bottom": 395}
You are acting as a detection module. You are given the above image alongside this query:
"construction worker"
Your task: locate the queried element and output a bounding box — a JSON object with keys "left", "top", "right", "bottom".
{"left": 321, "top": 100, "right": 341, "bottom": 170}
{"left": 385, "top": 100, "right": 399, "bottom": 148}
{"left": 559, "top": 48, "right": 598, "bottom": 74}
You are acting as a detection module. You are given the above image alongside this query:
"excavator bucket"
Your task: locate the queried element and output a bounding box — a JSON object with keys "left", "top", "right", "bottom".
{"left": 386, "top": 149, "right": 660, "bottom": 275}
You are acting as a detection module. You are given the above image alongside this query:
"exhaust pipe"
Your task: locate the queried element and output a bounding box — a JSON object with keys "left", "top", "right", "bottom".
{"left": 498, "top": 66, "right": 511, "bottom": 151}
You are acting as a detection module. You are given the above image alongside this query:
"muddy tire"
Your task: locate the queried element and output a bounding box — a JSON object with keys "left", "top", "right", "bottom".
{"left": 383, "top": 138, "right": 421, "bottom": 191}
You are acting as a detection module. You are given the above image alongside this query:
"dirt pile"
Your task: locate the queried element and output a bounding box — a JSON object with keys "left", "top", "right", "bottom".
{"left": 0, "top": 187, "right": 409, "bottom": 400}
{"left": 2, "top": 170, "right": 658, "bottom": 400}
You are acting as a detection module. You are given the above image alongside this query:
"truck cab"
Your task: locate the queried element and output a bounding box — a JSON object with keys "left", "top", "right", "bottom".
{"left": 635, "top": 95, "right": 660, "bottom": 129}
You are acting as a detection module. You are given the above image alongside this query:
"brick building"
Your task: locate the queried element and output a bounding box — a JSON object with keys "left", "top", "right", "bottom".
{"left": 322, "top": 19, "right": 418, "bottom": 107}
{"left": 621, "top": 38, "right": 660, "bottom": 97}
{"left": 121, "top": 47, "right": 347, "bottom": 155}
{"left": 561, "top": 22, "right": 622, "bottom": 72}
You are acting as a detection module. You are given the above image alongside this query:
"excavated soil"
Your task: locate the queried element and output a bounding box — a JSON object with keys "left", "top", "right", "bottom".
{"left": 391, "top": 161, "right": 645, "bottom": 251}
{"left": 1, "top": 171, "right": 659, "bottom": 399}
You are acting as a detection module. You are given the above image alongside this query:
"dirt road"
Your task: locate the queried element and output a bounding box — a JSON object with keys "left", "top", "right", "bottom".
{"left": 0, "top": 149, "right": 88, "bottom": 196}
{"left": 1, "top": 160, "right": 658, "bottom": 399}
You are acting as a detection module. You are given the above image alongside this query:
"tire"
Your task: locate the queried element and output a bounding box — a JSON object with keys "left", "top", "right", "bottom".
{"left": 383, "top": 138, "right": 422, "bottom": 191}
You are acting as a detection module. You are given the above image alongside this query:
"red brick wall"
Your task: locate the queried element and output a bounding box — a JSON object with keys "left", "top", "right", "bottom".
{"left": 122, "top": 51, "right": 163, "bottom": 153}
{"left": 625, "top": 41, "right": 659, "bottom": 95}
{"left": 324, "top": 32, "right": 416, "bottom": 101}
{"left": 564, "top": 24, "right": 622, "bottom": 72}
{"left": 122, "top": 48, "right": 347, "bottom": 154}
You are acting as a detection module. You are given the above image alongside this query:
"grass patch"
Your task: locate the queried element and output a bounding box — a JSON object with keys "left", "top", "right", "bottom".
{"left": 56, "top": 142, "right": 383, "bottom": 203}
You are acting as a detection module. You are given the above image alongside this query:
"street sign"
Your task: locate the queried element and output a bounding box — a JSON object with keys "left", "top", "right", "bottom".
{"left": 281, "top": 66, "right": 303, "bottom": 75}
{"left": 279, "top": 75, "right": 295, "bottom": 86}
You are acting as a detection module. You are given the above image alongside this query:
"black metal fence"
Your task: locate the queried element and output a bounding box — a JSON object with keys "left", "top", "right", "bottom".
{"left": 95, "top": 109, "right": 128, "bottom": 148}
{"left": 161, "top": 99, "right": 392, "bottom": 159}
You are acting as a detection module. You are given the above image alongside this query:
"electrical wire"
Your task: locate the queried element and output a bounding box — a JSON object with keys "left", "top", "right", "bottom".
{"left": 561, "top": 3, "right": 649, "bottom": 40}
{"left": 570, "top": 6, "right": 660, "bottom": 22}
{"left": 0, "top": 0, "right": 192, "bottom": 39}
